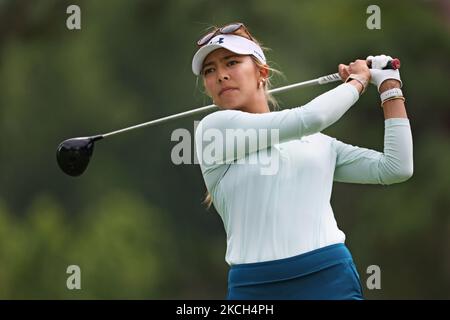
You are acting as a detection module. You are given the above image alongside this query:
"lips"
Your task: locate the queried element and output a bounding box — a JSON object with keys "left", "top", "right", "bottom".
{"left": 219, "top": 87, "right": 238, "bottom": 96}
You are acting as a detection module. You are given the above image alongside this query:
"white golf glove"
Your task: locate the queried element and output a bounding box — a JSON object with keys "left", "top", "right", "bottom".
{"left": 367, "top": 54, "right": 402, "bottom": 92}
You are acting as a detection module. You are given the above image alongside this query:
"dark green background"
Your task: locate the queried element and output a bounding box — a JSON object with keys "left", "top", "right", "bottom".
{"left": 0, "top": 0, "right": 449, "bottom": 299}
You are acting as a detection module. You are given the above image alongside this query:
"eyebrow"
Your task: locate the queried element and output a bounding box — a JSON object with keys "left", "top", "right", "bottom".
{"left": 202, "top": 54, "right": 241, "bottom": 70}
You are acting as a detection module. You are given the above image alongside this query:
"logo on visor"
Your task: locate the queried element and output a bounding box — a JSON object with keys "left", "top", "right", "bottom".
{"left": 253, "top": 50, "right": 265, "bottom": 62}
{"left": 208, "top": 37, "right": 225, "bottom": 45}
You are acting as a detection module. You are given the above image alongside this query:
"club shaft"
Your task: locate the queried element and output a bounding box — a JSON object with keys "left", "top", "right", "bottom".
{"left": 102, "top": 72, "right": 342, "bottom": 138}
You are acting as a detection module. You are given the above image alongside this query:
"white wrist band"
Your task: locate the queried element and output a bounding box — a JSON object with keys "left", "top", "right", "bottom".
{"left": 380, "top": 88, "right": 403, "bottom": 102}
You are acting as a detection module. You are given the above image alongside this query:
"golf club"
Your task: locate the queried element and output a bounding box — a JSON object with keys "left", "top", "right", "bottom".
{"left": 56, "top": 58, "right": 401, "bottom": 177}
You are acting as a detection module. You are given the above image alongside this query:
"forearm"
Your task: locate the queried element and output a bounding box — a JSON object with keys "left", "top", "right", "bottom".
{"left": 379, "top": 80, "right": 408, "bottom": 119}
{"left": 379, "top": 118, "right": 414, "bottom": 183}
{"left": 299, "top": 83, "right": 359, "bottom": 135}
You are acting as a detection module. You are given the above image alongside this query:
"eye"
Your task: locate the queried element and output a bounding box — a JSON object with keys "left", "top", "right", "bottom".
{"left": 227, "top": 60, "right": 239, "bottom": 66}
{"left": 203, "top": 67, "right": 214, "bottom": 75}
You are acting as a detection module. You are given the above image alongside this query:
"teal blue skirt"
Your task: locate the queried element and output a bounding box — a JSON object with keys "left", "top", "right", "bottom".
{"left": 227, "top": 243, "right": 363, "bottom": 300}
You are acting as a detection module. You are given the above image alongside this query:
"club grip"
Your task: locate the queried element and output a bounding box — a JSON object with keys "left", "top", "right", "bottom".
{"left": 367, "top": 58, "right": 401, "bottom": 70}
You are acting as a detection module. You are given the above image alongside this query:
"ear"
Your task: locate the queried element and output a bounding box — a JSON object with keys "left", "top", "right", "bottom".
{"left": 259, "top": 64, "right": 269, "bottom": 79}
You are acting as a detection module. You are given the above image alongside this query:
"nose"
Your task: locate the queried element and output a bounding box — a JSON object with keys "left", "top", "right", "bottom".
{"left": 216, "top": 67, "right": 229, "bottom": 83}
{"left": 218, "top": 75, "right": 229, "bottom": 83}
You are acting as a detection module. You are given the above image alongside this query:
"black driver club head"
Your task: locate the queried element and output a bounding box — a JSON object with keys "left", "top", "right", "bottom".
{"left": 56, "top": 135, "right": 103, "bottom": 177}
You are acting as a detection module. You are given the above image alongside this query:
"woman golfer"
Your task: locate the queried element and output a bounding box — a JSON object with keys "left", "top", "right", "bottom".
{"left": 193, "top": 22, "right": 413, "bottom": 300}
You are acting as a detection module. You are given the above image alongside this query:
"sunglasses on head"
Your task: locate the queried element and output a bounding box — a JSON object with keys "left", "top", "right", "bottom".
{"left": 197, "top": 22, "right": 255, "bottom": 47}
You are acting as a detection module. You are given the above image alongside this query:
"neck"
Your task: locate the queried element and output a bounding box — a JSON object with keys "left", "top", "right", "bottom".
{"left": 239, "top": 90, "right": 270, "bottom": 113}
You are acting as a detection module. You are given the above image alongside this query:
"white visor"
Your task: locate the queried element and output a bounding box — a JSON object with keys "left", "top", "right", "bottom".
{"left": 192, "top": 34, "right": 266, "bottom": 76}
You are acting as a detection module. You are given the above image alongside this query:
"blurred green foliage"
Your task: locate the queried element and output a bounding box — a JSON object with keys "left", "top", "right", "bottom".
{"left": 0, "top": 0, "right": 449, "bottom": 299}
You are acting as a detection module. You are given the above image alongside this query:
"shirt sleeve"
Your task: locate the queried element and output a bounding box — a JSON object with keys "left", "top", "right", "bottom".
{"left": 195, "top": 83, "right": 359, "bottom": 170}
{"left": 332, "top": 118, "right": 414, "bottom": 185}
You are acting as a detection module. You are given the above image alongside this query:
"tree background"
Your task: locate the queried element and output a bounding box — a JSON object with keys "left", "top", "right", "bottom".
{"left": 0, "top": 0, "right": 449, "bottom": 299}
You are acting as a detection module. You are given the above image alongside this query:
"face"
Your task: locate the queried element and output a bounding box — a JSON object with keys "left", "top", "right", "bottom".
{"left": 202, "top": 48, "right": 265, "bottom": 111}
